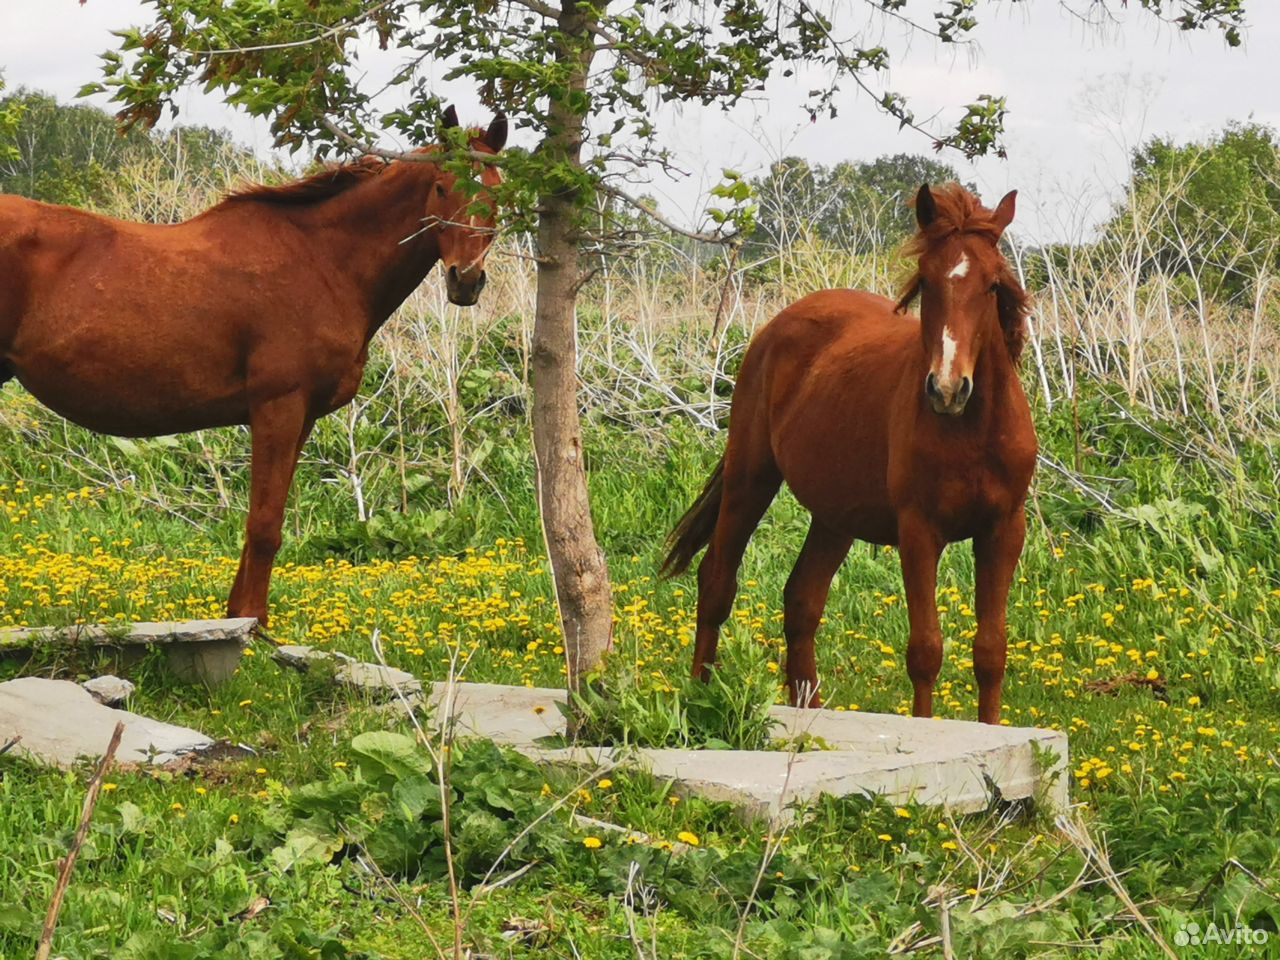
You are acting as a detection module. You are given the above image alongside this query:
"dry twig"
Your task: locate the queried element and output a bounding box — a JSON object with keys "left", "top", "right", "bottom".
{"left": 36, "top": 721, "right": 125, "bottom": 960}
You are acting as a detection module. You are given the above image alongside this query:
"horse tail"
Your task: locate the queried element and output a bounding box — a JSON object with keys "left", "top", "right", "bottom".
{"left": 661, "top": 455, "right": 725, "bottom": 578}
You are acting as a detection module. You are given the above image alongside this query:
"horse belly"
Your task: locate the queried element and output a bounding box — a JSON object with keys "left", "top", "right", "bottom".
{"left": 9, "top": 321, "right": 249, "bottom": 437}
{"left": 777, "top": 424, "right": 897, "bottom": 543}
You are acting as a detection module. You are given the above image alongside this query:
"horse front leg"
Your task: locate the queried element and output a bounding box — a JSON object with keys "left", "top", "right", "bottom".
{"left": 226, "top": 395, "right": 313, "bottom": 627}
{"left": 898, "top": 511, "right": 944, "bottom": 718}
{"left": 782, "top": 520, "right": 852, "bottom": 707}
{"left": 972, "top": 509, "right": 1026, "bottom": 725}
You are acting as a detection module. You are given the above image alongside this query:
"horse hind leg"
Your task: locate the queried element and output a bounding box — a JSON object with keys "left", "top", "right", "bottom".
{"left": 782, "top": 520, "right": 852, "bottom": 707}
{"left": 227, "top": 396, "right": 313, "bottom": 627}
{"left": 691, "top": 456, "right": 781, "bottom": 682}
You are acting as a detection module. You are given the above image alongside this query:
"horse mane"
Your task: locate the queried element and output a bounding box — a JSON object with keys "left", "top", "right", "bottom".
{"left": 894, "top": 183, "right": 1030, "bottom": 365}
{"left": 221, "top": 154, "right": 394, "bottom": 206}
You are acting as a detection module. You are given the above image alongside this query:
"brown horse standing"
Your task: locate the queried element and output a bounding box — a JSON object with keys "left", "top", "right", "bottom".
{"left": 664, "top": 184, "right": 1036, "bottom": 724}
{"left": 0, "top": 108, "right": 507, "bottom": 626}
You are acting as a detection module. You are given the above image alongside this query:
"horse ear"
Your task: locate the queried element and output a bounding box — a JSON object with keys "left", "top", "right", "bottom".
{"left": 441, "top": 105, "right": 459, "bottom": 131}
{"left": 915, "top": 184, "right": 937, "bottom": 229}
{"left": 484, "top": 112, "right": 508, "bottom": 152}
{"left": 992, "top": 189, "right": 1017, "bottom": 235}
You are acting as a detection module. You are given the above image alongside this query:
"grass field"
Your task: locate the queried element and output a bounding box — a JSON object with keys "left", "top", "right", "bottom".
{"left": 2, "top": 139, "right": 1280, "bottom": 954}
{"left": 2, "top": 313, "right": 1278, "bottom": 959}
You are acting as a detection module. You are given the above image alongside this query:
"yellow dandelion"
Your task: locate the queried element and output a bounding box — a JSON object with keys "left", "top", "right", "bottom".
{"left": 677, "top": 831, "right": 700, "bottom": 847}
{"left": 582, "top": 836, "right": 603, "bottom": 849}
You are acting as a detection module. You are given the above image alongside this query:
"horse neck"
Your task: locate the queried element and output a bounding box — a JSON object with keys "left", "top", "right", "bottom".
{"left": 297, "top": 161, "right": 443, "bottom": 326}
{"left": 969, "top": 315, "right": 1021, "bottom": 426}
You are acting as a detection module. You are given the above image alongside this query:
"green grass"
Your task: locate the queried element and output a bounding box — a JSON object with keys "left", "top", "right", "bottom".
{"left": 1, "top": 361, "right": 1278, "bottom": 958}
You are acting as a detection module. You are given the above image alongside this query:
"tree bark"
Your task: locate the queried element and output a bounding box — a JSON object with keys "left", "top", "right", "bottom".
{"left": 531, "top": 0, "right": 613, "bottom": 691}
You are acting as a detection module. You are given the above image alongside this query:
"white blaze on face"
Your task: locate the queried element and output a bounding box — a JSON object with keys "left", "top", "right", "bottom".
{"left": 940, "top": 326, "right": 959, "bottom": 382}
{"left": 947, "top": 253, "right": 970, "bottom": 280}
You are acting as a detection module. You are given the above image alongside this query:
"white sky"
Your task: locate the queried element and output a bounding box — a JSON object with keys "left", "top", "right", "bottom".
{"left": 1, "top": 1, "right": 1277, "bottom": 244}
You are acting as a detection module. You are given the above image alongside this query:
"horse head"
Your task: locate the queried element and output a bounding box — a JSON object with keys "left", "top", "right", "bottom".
{"left": 427, "top": 106, "right": 508, "bottom": 306}
{"left": 899, "top": 184, "right": 1026, "bottom": 416}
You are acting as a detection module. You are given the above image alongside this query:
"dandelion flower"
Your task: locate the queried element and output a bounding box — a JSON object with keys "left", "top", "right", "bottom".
{"left": 582, "top": 836, "right": 602, "bottom": 849}
{"left": 677, "top": 831, "right": 700, "bottom": 847}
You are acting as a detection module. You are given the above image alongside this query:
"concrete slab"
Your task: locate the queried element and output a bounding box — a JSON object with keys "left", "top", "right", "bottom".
{"left": 0, "top": 618, "right": 256, "bottom": 687}
{"left": 0, "top": 677, "right": 216, "bottom": 767}
{"left": 428, "top": 681, "right": 566, "bottom": 745}
{"left": 272, "top": 644, "right": 423, "bottom": 701}
{"left": 422, "top": 682, "right": 1069, "bottom": 819}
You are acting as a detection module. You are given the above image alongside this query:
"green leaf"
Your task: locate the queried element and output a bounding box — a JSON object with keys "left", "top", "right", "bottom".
{"left": 350, "top": 730, "right": 433, "bottom": 783}
{"left": 270, "top": 824, "right": 343, "bottom": 872}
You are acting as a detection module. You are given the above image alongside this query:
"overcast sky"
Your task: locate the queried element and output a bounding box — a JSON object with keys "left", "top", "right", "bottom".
{"left": 2, "top": 1, "right": 1277, "bottom": 244}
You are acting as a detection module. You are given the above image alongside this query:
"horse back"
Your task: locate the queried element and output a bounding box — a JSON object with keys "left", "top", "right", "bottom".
{"left": 731, "top": 289, "right": 918, "bottom": 539}
{"left": 746, "top": 288, "right": 917, "bottom": 421}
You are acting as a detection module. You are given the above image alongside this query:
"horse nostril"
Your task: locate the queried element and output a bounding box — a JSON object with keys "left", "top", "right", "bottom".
{"left": 476, "top": 270, "right": 486, "bottom": 293}
{"left": 924, "top": 372, "right": 943, "bottom": 402}
{"left": 957, "top": 376, "right": 973, "bottom": 404}
{"left": 448, "top": 265, "right": 459, "bottom": 283}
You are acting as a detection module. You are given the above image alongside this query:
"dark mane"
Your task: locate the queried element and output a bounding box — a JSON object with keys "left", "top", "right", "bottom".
{"left": 224, "top": 155, "right": 390, "bottom": 206}
{"left": 894, "top": 183, "right": 1031, "bottom": 365}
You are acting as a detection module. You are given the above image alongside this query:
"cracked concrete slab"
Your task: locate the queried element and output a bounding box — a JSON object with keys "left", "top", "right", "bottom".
{"left": 422, "top": 681, "right": 1068, "bottom": 818}
{"left": 272, "top": 644, "right": 423, "bottom": 701}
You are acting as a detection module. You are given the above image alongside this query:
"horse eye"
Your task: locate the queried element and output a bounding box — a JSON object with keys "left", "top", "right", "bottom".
{"left": 435, "top": 184, "right": 447, "bottom": 198}
{"left": 989, "top": 282, "right": 999, "bottom": 294}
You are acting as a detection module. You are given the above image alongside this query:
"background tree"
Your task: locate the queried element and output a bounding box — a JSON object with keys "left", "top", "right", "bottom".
{"left": 747, "top": 153, "right": 968, "bottom": 260}
{"left": 0, "top": 75, "right": 23, "bottom": 165}
{"left": 0, "top": 85, "right": 252, "bottom": 211}
{"left": 86, "top": 0, "right": 1251, "bottom": 690}
{"left": 1106, "top": 122, "right": 1280, "bottom": 303}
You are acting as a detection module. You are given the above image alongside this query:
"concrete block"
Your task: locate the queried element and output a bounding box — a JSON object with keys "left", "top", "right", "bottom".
{"left": 0, "top": 618, "right": 256, "bottom": 687}
{"left": 0, "top": 677, "right": 216, "bottom": 767}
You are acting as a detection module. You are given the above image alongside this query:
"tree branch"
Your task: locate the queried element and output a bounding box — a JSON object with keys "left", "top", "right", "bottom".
{"left": 598, "top": 182, "right": 735, "bottom": 245}
{"left": 195, "top": 1, "right": 399, "bottom": 56}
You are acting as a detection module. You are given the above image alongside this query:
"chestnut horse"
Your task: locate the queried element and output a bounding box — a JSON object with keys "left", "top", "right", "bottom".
{"left": 663, "top": 184, "right": 1036, "bottom": 724}
{"left": 0, "top": 108, "right": 507, "bottom": 627}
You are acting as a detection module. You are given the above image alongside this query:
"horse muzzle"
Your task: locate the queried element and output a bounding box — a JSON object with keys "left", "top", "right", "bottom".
{"left": 446, "top": 265, "right": 486, "bottom": 307}
{"left": 925, "top": 372, "right": 973, "bottom": 416}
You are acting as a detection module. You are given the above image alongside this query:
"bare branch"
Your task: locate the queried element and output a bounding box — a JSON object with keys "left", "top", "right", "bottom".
{"left": 598, "top": 182, "right": 735, "bottom": 245}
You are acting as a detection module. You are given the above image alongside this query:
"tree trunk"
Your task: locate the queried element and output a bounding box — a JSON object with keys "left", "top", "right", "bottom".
{"left": 531, "top": 0, "right": 613, "bottom": 691}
